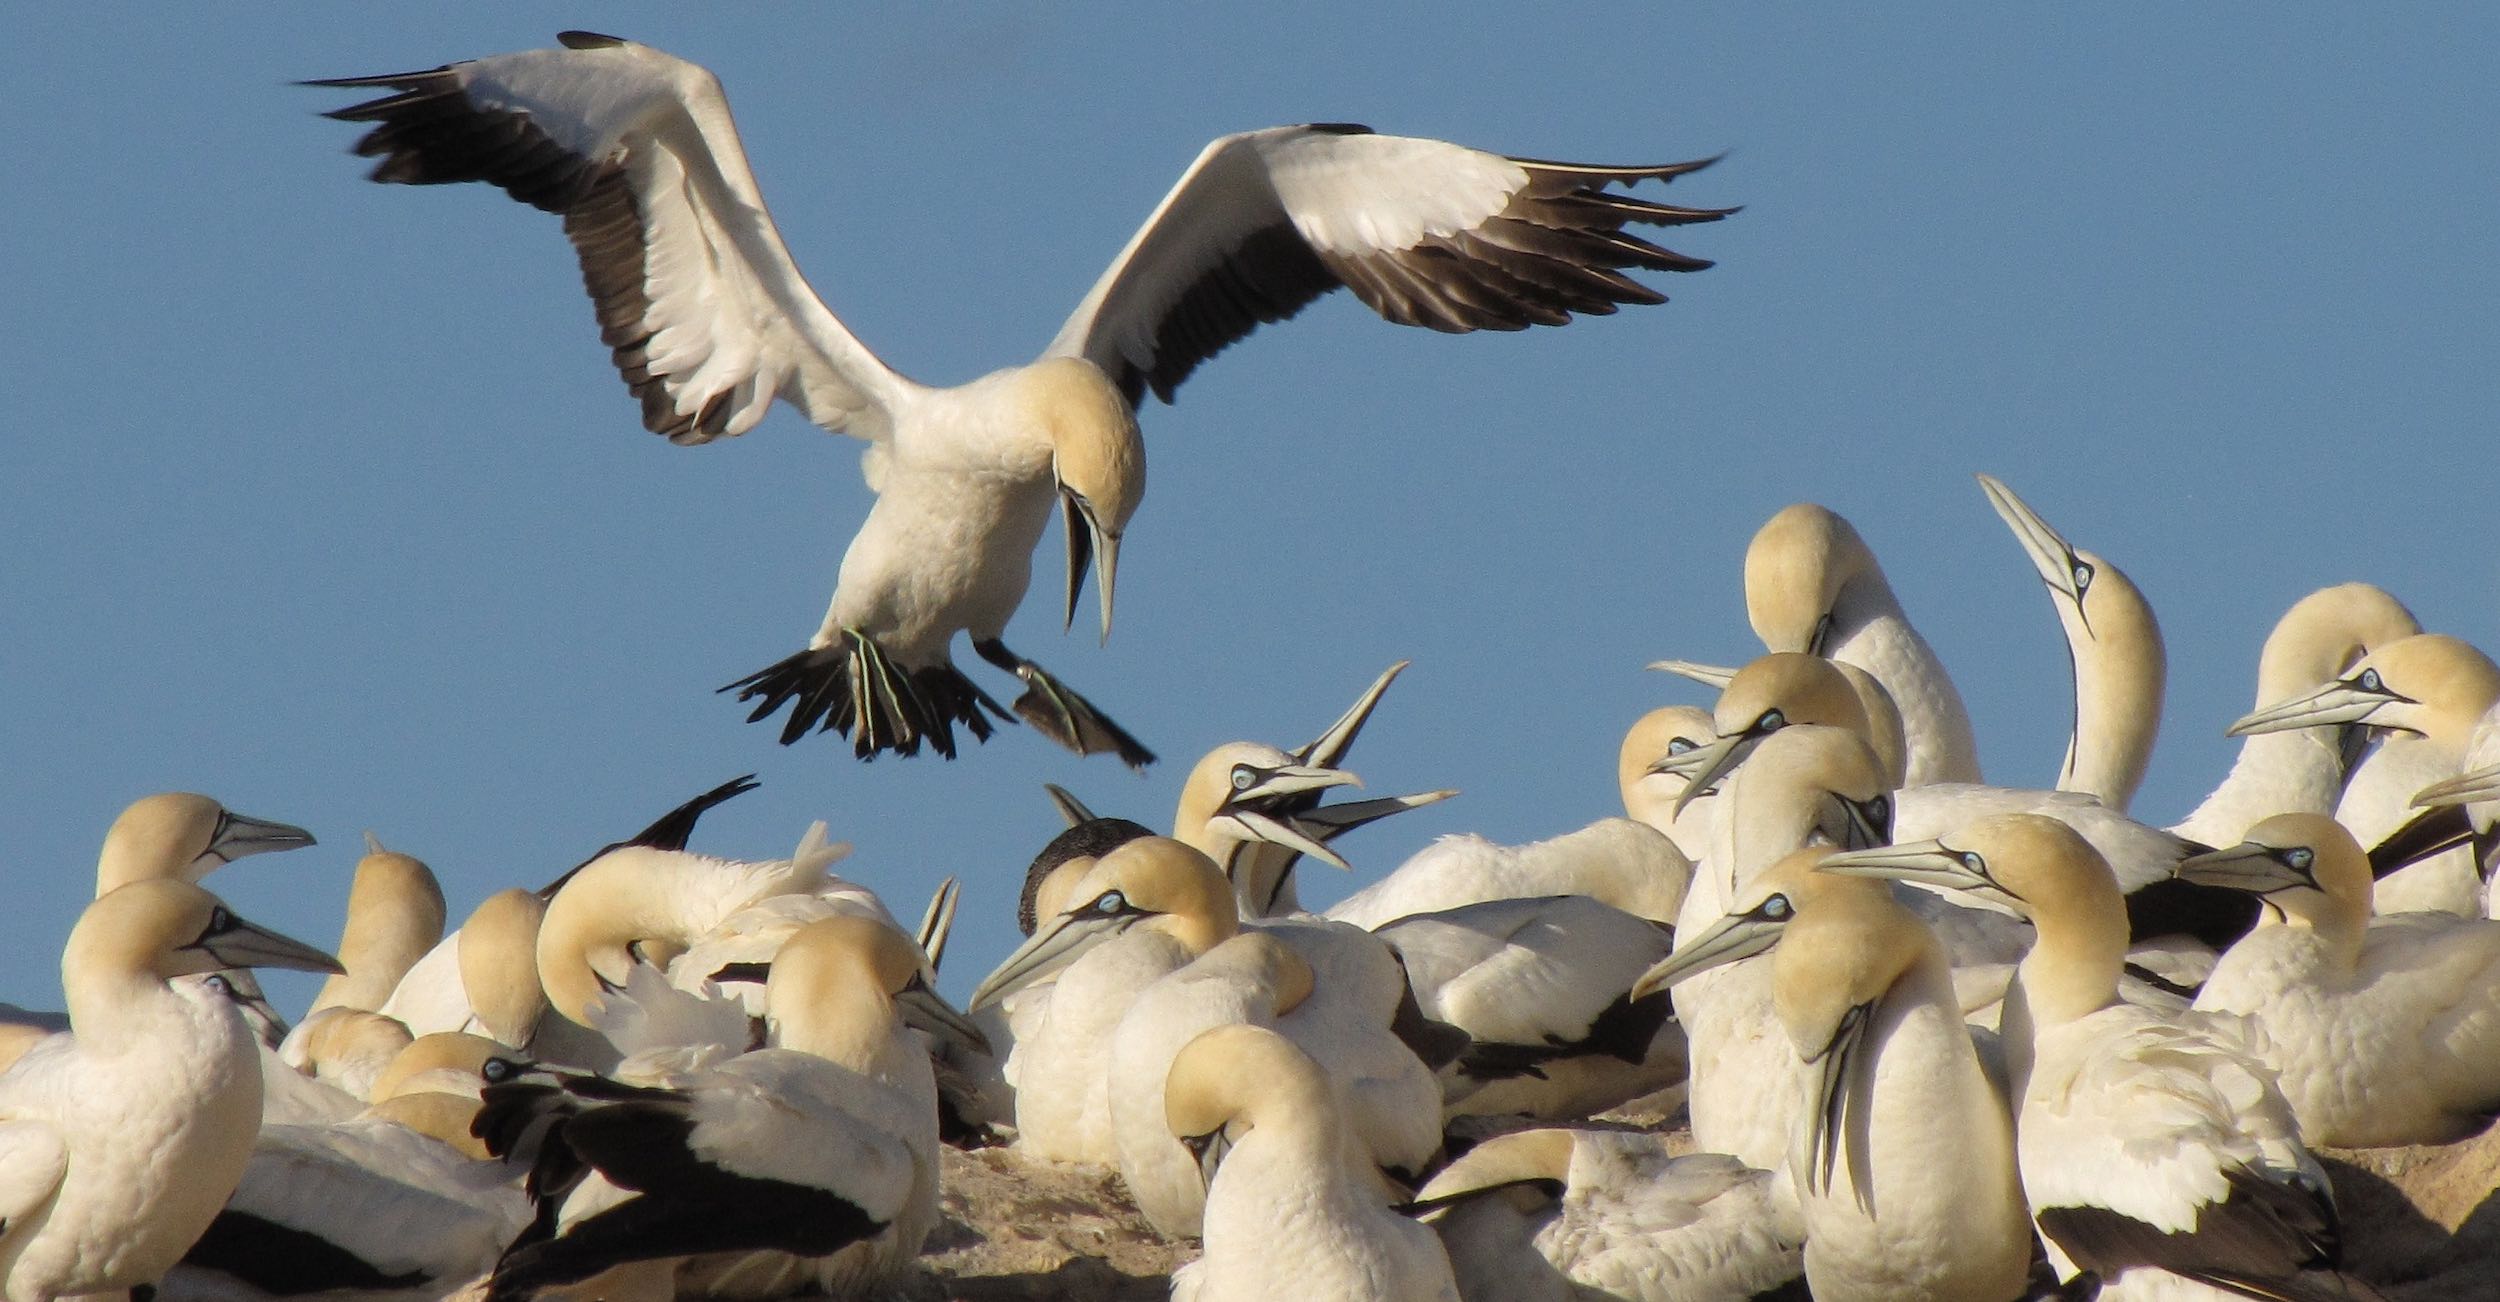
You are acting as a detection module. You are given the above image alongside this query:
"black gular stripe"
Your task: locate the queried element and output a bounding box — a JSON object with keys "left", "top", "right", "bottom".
{"left": 183, "top": 1210, "right": 431, "bottom": 1295}
{"left": 487, "top": 1101, "right": 884, "bottom": 1301}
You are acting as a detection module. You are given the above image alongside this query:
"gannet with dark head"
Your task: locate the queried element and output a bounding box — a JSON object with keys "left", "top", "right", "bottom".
{"left": 2181, "top": 813, "right": 2500, "bottom": 1147}
{"left": 2232, "top": 631, "right": 2500, "bottom": 916}
{"left": 1820, "top": 814, "right": 2366, "bottom": 1300}
{"left": 312, "top": 33, "right": 1729, "bottom": 767}
{"left": 0, "top": 880, "right": 342, "bottom": 1302}
{"left": 1743, "top": 503, "right": 1979, "bottom": 785}
{"left": 1165, "top": 1024, "right": 1460, "bottom": 1302}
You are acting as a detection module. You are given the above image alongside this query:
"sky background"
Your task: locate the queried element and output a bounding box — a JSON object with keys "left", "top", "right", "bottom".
{"left": 5, "top": 7, "right": 2494, "bottom": 1016}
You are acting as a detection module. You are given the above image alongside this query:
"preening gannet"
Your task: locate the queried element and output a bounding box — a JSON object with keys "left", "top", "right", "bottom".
{"left": 479, "top": 916, "right": 941, "bottom": 1300}
{"left": 1819, "top": 814, "right": 2367, "bottom": 1300}
{"left": 303, "top": 836, "right": 448, "bottom": 1019}
{"left": 1765, "top": 862, "right": 2030, "bottom": 1302}
{"left": 0, "top": 880, "right": 342, "bottom": 1302}
{"left": 2169, "top": 583, "right": 2419, "bottom": 849}
{"left": 1977, "top": 473, "right": 2165, "bottom": 814}
{"left": 2232, "top": 632, "right": 2500, "bottom": 916}
{"left": 2181, "top": 814, "right": 2500, "bottom": 1147}
{"left": 313, "top": 33, "right": 1728, "bottom": 767}
{"left": 1409, "top": 1127, "right": 1804, "bottom": 1302}
{"left": 1165, "top": 1024, "right": 1460, "bottom": 1302}
{"left": 1743, "top": 503, "right": 1980, "bottom": 785}
{"left": 1322, "top": 818, "right": 1690, "bottom": 931}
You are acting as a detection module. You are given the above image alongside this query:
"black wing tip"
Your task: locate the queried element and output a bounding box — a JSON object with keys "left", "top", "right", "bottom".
{"left": 558, "top": 30, "right": 629, "bottom": 50}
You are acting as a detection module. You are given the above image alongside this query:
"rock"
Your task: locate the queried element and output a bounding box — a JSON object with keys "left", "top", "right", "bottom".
{"left": 2324, "top": 1122, "right": 2500, "bottom": 1301}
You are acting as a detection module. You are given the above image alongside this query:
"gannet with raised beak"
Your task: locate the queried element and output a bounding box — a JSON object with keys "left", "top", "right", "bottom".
{"left": 479, "top": 915, "right": 942, "bottom": 1300}
{"left": 1409, "top": 1127, "right": 1805, "bottom": 1302}
{"left": 2181, "top": 813, "right": 2500, "bottom": 1147}
{"left": 2232, "top": 632, "right": 2500, "bottom": 916}
{"left": 0, "top": 879, "right": 343, "bottom": 1302}
{"left": 1166, "top": 1024, "right": 1460, "bottom": 1302}
{"left": 312, "top": 33, "right": 1728, "bottom": 767}
{"left": 1977, "top": 474, "right": 2165, "bottom": 814}
{"left": 1819, "top": 814, "right": 2366, "bottom": 1300}
{"left": 1743, "top": 502, "right": 1980, "bottom": 785}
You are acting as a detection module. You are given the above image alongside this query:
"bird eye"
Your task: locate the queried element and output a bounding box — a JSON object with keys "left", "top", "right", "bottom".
{"left": 1865, "top": 795, "right": 1890, "bottom": 821}
{"left": 1960, "top": 851, "right": 1988, "bottom": 875}
{"left": 2071, "top": 560, "right": 2094, "bottom": 591}
{"left": 1230, "top": 766, "right": 1256, "bottom": 792}
{"left": 2283, "top": 847, "right": 2315, "bottom": 872}
{"left": 1667, "top": 738, "right": 1696, "bottom": 756}
{"left": 482, "top": 1057, "right": 518, "bottom": 1084}
{"left": 1756, "top": 709, "right": 1786, "bottom": 733}
{"left": 209, "top": 907, "right": 233, "bottom": 932}
{"left": 2357, "top": 669, "right": 2383, "bottom": 692}
{"left": 1760, "top": 894, "right": 1792, "bottom": 921}
{"left": 202, "top": 974, "right": 231, "bottom": 996}
{"left": 1094, "top": 890, "right": 1127, "bottom": 914}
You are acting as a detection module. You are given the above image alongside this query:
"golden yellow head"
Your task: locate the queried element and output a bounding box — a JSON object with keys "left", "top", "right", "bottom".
{"left": 1745, "top": 503, "right": 1878, "bottom": 655}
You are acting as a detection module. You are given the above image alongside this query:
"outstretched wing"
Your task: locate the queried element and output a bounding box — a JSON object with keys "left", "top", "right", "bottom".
{"left": 312, "top": 32, "right": 910, "bottom": 445}
{"left": 1048, "top": 125, "right": 1731, "bottom": 406}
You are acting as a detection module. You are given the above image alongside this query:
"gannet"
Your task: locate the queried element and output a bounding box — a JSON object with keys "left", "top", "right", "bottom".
{"left": 2400, "top": 715, "right": 2500, "bottom": 909}
{"left": 2169, "top": 583, "right": 2419, "bottom": 849}
{"left": 1408, "top": 1127, "right": 1805, "bottom": 1302}
{"left": 1819, "top": 814, "right": 2368, "bottom": 1300}
{"left": 1322, "top": 819, "right": 1690, "bottom": 930}
{"left": 1375, "top": 895, "right": 1684, "bottom": 1120}
{"left": 1166, "top": 1024, "right": 1460, "bottom": 1302}
{"left": 1977, "top": 473, "right": 2165, "bottom": 814}
{"left": 1765, "top": 860, "right": 2031, "bottom": 1302}
{"left": 2232, "top": 631, "right": 2500, "bottom": 915}
{"left": 312, "top": 33, "right": 1728, "bottom": 768}
{"left": 302, "top": 835, "right": 449, "bottom": 1020}
{"left": 280, "top": 1008, "right": 416, "bottom": 1102}
{"left": 479, "top": 915, "right": 941, "bottom": 1299}
{"left": 0, "top": 880, "right": 342, "bottom": 1302}
{"left": 2180, "top": 813, "right": 2500, "bottom": 1147}
{"left": 1617, "top": 704, "right": 1719, "bottom": 861}
{"left": 1743, "top": 502, "right": 1980, "bottom": 785}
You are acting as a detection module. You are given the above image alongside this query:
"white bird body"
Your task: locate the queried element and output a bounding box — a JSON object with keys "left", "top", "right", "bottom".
{"left": 1416, "top": 1129, "right": 1803, "bottom": 1302}
{"left": 316, "top": 32, "right": 1726, "bottom": 766}
{"left": 1166, "top": 1026, "right": 1458, "bottom": 1302}
{"left": 2184, "top": 814, "right": 2500, "bottom": 1148}
{"left": 1322, "top": 819, "right": 1689, "bottom": 930}
{"left": 2337, "top": 735, "right": 2478, "bottom": 915}
{"left": 1013, "top": 925, "right": 1196, "bottom": 1163}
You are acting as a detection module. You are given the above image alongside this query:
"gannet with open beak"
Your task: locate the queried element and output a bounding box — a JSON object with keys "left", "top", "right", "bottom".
{"left": 1743, "top": 502, "right": 1980, "bottom": 785}
{"left": 1408, "top": 1127, "right": 1804, "bottom": 1302}
{"left": 2170, "top": 583, "right": 2420, "bottom": 848}
{"left": 1819, "top": 814, "right": 2367, "bottom": 1300}
{"left": 2181, "top": 813, "right": 2500, "bottom": 1147}
{"left": 1167, "top": 1024, "right": 1460, "bottom": 1302}
{"left": 0, "top": 880, "right": 342, "bottom": 1302}
{"left": 1977, "top": 474, "right": 2165, "bottom": 814}
{"left": 479, "top": 915, "right": 941, "bottom": 1300}
{"left": 2231, "top": 632, "right": 2500, "bottom": 916}
{"left": 312, "top": 33, "right": 1728, "bottom": 768}
{"left": 1766, "top": 858, "right": 2031, "bottom": 1302}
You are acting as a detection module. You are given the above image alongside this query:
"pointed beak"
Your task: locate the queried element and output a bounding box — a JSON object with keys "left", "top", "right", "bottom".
{"left": 1298, "top": 660, "right": 1408, "bottom": 769}
{"left": 1628, "top": 910, "right": 1788, "bottom": 1000}
{"left": 1645, "top": 659, "right": 1738, "bottom": 690}
{"left": 2228, "top": 681, "right": 2400, "bottom": 737}
{"left": 896, "top": 977, "right": 994, "bottom": 1058}
{"left": 1236, "top": 764, "right": 1363, "bottom": 803}
{"left": 1664, "top": 733, "right": 1755, "bottom": 816}
{"left": 2173, "top": 843, "right": 2311, "bottom": 894}
{"left": 967, "top": 909, "right": 1133, "bottom": 1012}
{"left": 1814, "top": 840, "right": 1985, "bottom": 893}
{"left": 196, "top": 913, "right": 346, "bottom": 976}
{"left": 2415, "top": 763, "right": 2500, "bottom": 810}
{"left": 1976, "top": 473, "right": 2086, "bottom": 608}
{"left": 1190, "top": 1128, "right": 1234, "bottom": 1191}
{"left": 1059, "top": 488, "right": 1120, "bottom": 645}
{"left": 203, "top": 811, "right": 318, "bottom": 867}
{"left": 1206, "top": 809, "right": 1351, "bottom": 869}
{"left": 1294, "top": 791, "right": 1458, "bottom": 838}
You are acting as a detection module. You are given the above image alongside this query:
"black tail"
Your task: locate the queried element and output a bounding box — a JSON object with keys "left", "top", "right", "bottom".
{"left": 722, "top": 631, "right": 1009, "bottom": 760}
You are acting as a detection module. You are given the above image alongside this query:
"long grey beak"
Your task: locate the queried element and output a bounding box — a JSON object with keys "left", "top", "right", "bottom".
{"left": 1187, "top": 1127, "right": 1234, "bottom": 1192}
{"left": 1237, "top": 764, "right": 1363, "bottom": 803}
{"left": 967, "top": 909, "right": 1133, "bottom": 1012}
{"left": 2228, "top": 678, "right": 2405, "bottom": 737}
{"left": 1665, "top": 733, "right": 1756, "bottom": 817}
{"left": 916, "top": 878, "right": 961, "bottom": 974}
{"left": 1207, "top": 809, "right": 1350, "bottom": 869}
{"left": 1814, "top": 840, "right": 1991, "bottom": 895}
{"left": 1628, "top": 908, "right": 1789, "bottom": 1000}
{"left": 1059, "top": 488, "right": 1120, "bottom": 645}
{"left": 203, "top": 810, "right": 318, "bottom": 867}
{"left": 1976, "top": 473, "right": 2087, "bottom": 607}
{"left": 2174, "top": 842, "right": 2312, "bottom": 894}
{"left": 196, "top": 911, "right": 346, "bottom": 975}
{"left": 897, "top": 977, "right": 993, "bottom": 1058}
{"left": 1295, "top": 791, "right": 1458, "bottom": 837}
{"left": 1298, "top": 660, "right": 1409, "bottom": 769}
{"left": 1646, "top": 659, "right": 1738, "bottom": 690}
{"left": 2415, "top": 763, "right": 2500, "bottom": 810}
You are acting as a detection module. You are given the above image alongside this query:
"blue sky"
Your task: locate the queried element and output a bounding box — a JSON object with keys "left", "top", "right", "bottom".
{"left": 6, "top": 7, "right": 2495, "bottom": 1014}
